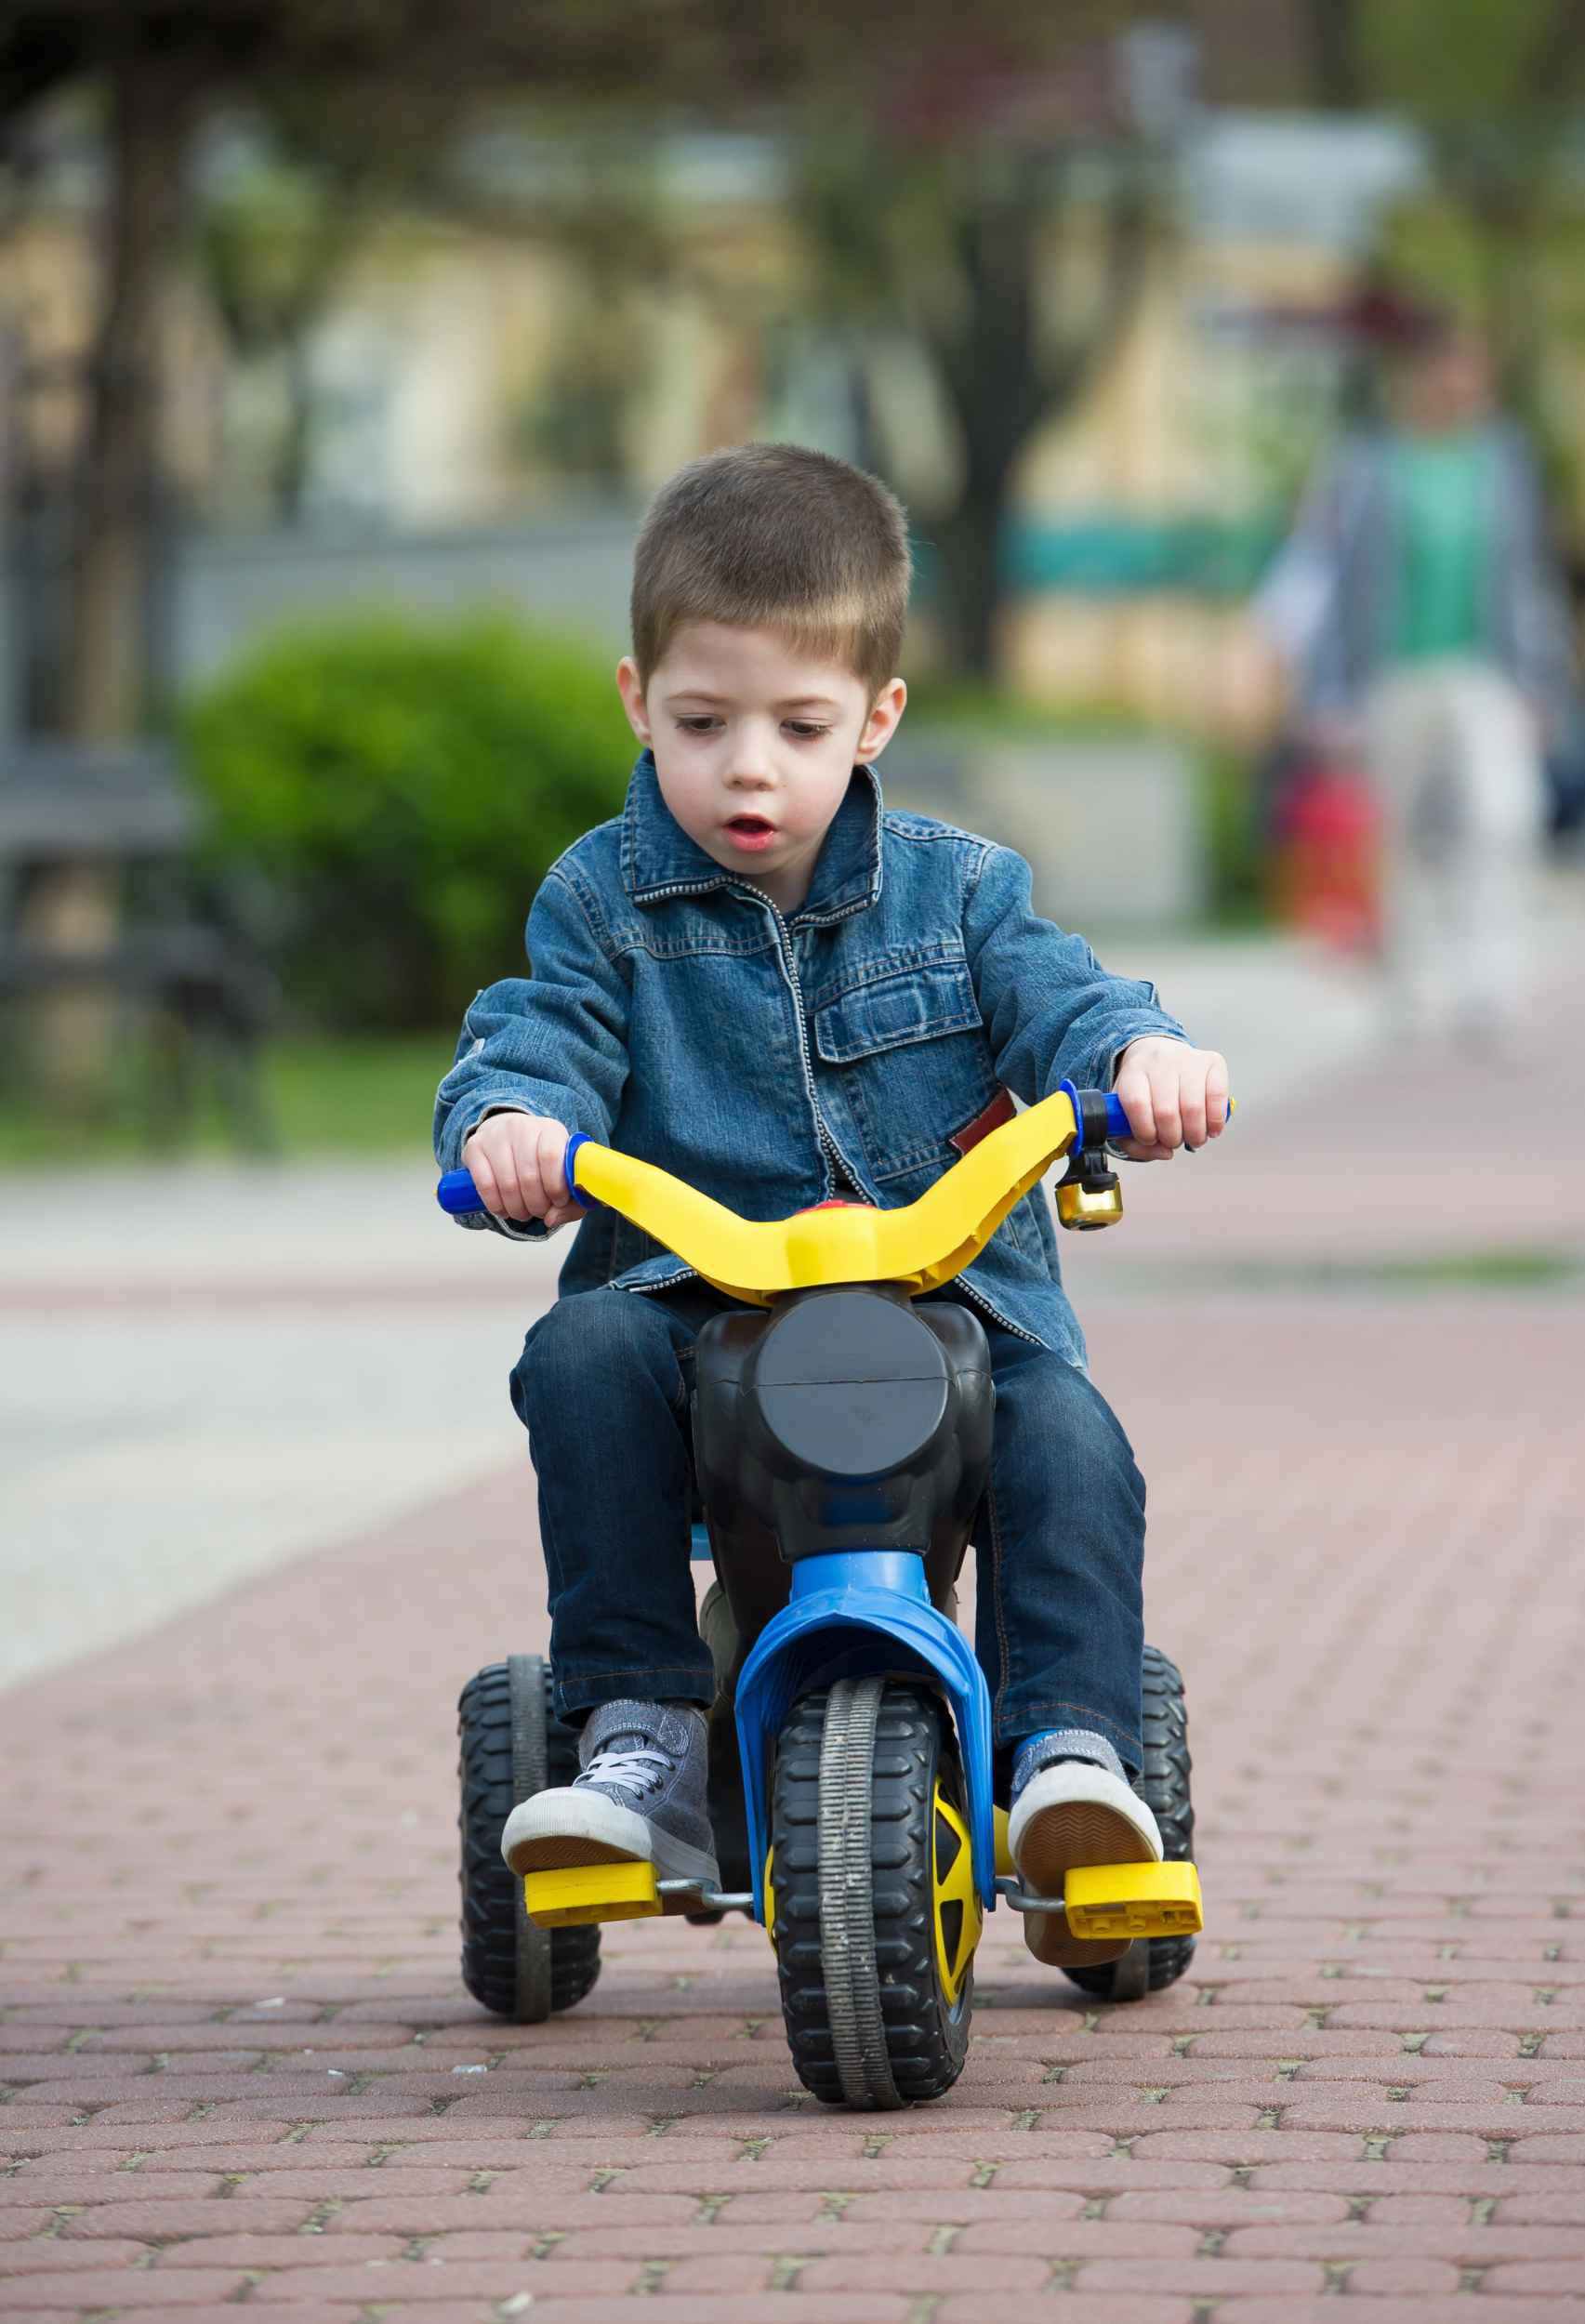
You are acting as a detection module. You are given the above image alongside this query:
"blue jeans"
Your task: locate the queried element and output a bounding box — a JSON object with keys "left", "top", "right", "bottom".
{"left": 510, "top": 1282, "right": 1147, "bottom": 1778}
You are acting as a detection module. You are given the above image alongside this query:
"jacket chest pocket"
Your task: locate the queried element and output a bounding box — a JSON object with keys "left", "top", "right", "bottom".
{"left": 812, "top": 950, "right": 995, "bottom": 1182}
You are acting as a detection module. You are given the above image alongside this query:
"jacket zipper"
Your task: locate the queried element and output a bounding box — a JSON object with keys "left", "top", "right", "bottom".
{"left": 763, "top": 893, "right": 1041, "bottom": 1344}
{"left": 762, "top": 892, "right": 849, "bottom": 1199}
{"left": 616, "top": 881, "right": 839, "bottom": 1301}
{"left": 617, "top": 876, "right": 1042, "bottom": 1345}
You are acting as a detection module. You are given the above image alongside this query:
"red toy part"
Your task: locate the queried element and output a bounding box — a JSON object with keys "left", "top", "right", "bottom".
{"left": 1271, "top": 759, "right": 1382, "bottom": 954}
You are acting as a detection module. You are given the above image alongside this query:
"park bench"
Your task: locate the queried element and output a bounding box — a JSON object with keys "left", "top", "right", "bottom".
{"left": 0, "top": 739, "right": 276, "bottom": 1149}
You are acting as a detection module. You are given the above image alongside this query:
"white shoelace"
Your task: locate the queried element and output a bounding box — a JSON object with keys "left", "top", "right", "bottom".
{"left": 578, "top": 1744, "right": 673, "bottom": 1798}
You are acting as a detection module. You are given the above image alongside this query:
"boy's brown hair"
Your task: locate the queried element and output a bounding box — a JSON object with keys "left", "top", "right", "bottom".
{"left": 630, "top": 442, "right": 911, "bottom": 701}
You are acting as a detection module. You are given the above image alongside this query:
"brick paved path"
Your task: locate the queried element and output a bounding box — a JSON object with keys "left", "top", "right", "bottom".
{"left": 4, "top": 1042, "right": 1585, "bottom": 2319}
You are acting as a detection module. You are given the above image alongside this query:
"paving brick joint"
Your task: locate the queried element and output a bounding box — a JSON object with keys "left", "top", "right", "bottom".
{"left": 3, "top": 984, "right": 1584, "bottom": 2317}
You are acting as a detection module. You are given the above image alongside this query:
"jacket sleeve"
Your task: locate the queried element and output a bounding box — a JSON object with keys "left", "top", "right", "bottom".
{"left": 1499, "top": 427, "right": 1577, "bottom": 727}
{"left": 431, "top": 866, "right": 630, "bottom": 1241}
{"left": 961, "top": 841, "right": 1190, "bottom": 1103}
{"left": 1249, "top": 443, "right": 1361, "bottom": 720}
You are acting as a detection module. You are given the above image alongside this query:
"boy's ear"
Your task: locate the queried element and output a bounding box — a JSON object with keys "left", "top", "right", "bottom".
{"left": 855, "top": 678, "right": 907, "bottom": 762}
{"left": 615, "top": 656, "right": 652, "bottom": 744}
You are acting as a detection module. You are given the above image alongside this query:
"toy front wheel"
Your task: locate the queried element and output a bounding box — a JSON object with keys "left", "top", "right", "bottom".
{"left": 457, "top": 1656, "right": 601, "bottom": 2022}
{"left": 771, "top": 1677, "right": 981, "bottom": 2109}
{"left": 1063, "top": 1643, "right": 1195, "bottom": 2001}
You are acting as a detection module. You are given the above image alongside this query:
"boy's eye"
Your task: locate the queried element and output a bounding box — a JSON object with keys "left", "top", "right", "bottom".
{"left": 671, "top": 718, "right": 830, "bottom": 739}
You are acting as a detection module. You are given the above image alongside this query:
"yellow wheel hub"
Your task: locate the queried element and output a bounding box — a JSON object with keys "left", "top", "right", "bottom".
{"left": 931, "top": 1784, "right": 982, "bottom": 2005}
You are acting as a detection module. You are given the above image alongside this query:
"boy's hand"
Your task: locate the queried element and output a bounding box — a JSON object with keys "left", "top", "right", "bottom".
{"left": 1111, "top": 1039, "right": 1230, "bottom": 1162}
{"left": 462, "top": 1112, "right": 582, "bottom": 1229}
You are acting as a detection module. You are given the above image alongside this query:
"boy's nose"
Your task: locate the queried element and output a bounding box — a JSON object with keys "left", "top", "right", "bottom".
{"left": 725, "top": 720, "right": 780, "bottom": 780}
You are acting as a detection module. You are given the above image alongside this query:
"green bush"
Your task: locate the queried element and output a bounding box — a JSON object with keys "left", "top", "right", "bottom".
{"left": 181, "top": 609, "right": 631, "bottom": 1029}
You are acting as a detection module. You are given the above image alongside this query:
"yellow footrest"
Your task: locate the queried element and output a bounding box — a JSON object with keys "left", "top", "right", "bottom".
{"left": 1063, "top": 1860, "right": 1204, "bottom": 1940}
{"left": 522, "top": 1860, "right": 662, "bottom": 1928}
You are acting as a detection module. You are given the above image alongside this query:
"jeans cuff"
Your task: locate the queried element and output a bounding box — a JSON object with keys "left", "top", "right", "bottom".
{"left": 555, "top": 1667, "right": 716, "bottom": 1725}
{"left": 1010, "top": 1726, "right": 1128, "bottom": 1791}
{"left": 994, "top": 1699, "right": 1141, "bottom": 1782}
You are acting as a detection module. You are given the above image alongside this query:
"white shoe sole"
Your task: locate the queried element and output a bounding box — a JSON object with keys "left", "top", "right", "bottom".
{"left": 1008, "top": 1763, "right": 1162, "bottom": 1969}
{"left": 501, "top": 1785, "right": 720, "bottom": 1894}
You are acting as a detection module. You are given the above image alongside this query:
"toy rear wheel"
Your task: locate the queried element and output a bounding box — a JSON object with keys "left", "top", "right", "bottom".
{"left": 771, "top": 1676, "right": 980, "bottom": 2109}
{"left": 457, "top": 1655, "right": 601, "bottom": 2021}
{"left": 1063, "top": 1643, "right": 1195, "bottom": 2000}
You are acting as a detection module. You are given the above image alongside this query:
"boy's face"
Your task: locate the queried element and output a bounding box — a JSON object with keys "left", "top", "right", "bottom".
{"left": 616, "top": 621, "right": 906, "bottom": 916}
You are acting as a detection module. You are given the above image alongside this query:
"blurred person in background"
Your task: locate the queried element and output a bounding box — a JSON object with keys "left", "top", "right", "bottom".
{"left": 1255, "top": 316, "right": 1577, "bottom": 1049}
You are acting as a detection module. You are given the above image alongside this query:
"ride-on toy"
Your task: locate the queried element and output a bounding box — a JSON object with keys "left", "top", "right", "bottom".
{"left": 445, "top": 1081, "right": 1216, "bottom": 2108}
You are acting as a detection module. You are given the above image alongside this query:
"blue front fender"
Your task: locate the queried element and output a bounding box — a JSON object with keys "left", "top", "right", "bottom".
{"left": 733, "top": 1551, "right": 996, "bottom": 1923}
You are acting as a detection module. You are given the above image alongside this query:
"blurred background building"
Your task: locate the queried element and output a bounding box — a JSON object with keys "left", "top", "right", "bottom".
{"left": 2, "top": 0, "right": 1584, "bottom": 1152}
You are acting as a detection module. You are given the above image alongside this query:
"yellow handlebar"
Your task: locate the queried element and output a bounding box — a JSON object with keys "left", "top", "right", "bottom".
{"left": 571, "top": 1086, "right": 1085, "bottom": 1306}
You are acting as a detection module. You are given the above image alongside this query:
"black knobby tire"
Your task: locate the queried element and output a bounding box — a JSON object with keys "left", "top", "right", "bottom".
{"left": 771, "top": 1678, "right": 975, "bottom": 2108}
{"left": 1063, "top": 1642, "right": 1196, "bottom": 2000}
{"left": 457, "top": 1656, "right": 601, "bottom": 2021}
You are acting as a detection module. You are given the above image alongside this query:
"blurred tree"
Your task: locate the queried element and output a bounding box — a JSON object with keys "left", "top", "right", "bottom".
{"left": 0, "top": 0, "right": 690, "bottom": 1095}
{"left": 0, "top": 0, "right": 1170, "bottom": 723}
{"left": 0, "top": 3, "right": 636, "bottom": 741}
{"left": 791, "top": 33, "right": 1165, "bottom": 678}
{"left": 195, "top": 122, "right": 370, "bottom": 522}
{"left": 435, "top": 17, "right": 1167, "bottom": 680}
{"left": 1304, "top": 0, "right": 1585, "bottom": 401}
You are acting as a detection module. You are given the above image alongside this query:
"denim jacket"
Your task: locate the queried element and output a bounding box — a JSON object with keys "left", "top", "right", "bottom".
{"left": 433, "top": 749, "right": 1189, "bottom": 1364}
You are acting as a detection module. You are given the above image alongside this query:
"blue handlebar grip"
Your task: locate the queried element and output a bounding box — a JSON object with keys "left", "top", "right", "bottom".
{"left": 437, "top": 1168, "right": 487, "bottom": 1215}
{"left": 436, "top": 1132, "right": 598, "bottom": 1221}
{"left": 1063, "top": 1080, "right": 1235, "bottom": 1151}
{"left": 1103, "top": 1089, "right": 1235, "bottom": 1145}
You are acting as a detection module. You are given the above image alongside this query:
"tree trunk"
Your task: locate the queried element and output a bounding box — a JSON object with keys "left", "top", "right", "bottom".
{"left": 927, "top": 176, "right": 1042, "bottom": 684}
{"left": 923, "top": 152, "right": 1152, "bottom": 686}
{"left": 275, "top": 337, "right": 314, "bottom": 522}
{"left": 31, "top": 43, "right": 192, "bottom": 1111}
{"left": 64, "top": 43, "right": 192, "bottom": 744}
{"left": 1305, "top": 0, "right": 1363, "bottom": 110}
{"left": 931, "top": 486, "right": 1010, "bottom": 683}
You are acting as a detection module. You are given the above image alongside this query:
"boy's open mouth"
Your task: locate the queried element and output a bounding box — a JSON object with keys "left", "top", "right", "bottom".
{"left": 725, "top": 813, "right": 777, "bottom": 851}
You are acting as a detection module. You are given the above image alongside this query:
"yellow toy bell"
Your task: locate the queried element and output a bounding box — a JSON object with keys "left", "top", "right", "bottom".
{"left": 1055, "top": 1150, "right": 1124, "bottom": 1231}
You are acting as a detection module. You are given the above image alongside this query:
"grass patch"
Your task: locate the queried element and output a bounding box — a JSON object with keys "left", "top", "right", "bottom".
{"left": 264, "top": 1032, "right": 451, "bottom": 1153}
{"left": 904, "top": 679, "right": 1155, "bottom": 740}
{"left": 1109, "top": 1249, "right": 1584, "bottom": 1295}
{"left": 0, "top": 1029, "right": 450, "bottom": 1168}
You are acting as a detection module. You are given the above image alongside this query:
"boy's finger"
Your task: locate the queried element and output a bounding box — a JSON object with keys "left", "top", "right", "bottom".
{"left": 535, "top": 1124, "right": 570, "bottom": 1208}
{"left": 1205, "top": 1054, "right": 1230, "bottom": 1133}
{"left": 469, "top": 1149, "right": 503, "bottom": 1215}
{"left": 495, "top": 1147, "right": 535, "bottom": 1221}
{"left": 1115, "top": 1075, "right": 1156, "bottom": 1150}
{"left": 1148, "top": 1064, "right": 1183, "bottom": 1151}
{"left": 492, "top": 1125, "right": 539, "bottom": 1218}
{"left": 1181, "top": 1072, "right": 1209, "bottom": 1151}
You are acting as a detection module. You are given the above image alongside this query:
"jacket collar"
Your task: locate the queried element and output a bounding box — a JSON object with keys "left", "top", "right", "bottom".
{"left": 618, "top": 748, "right": 884, "bottom": 924}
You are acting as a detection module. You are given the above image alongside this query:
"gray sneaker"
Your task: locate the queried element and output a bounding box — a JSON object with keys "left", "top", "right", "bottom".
{"left": 1008, "top": 1733, "right": 1161, "bottom": 1970}
{"left": 500, "top": 1697, "right": 720, "bottom": 1893}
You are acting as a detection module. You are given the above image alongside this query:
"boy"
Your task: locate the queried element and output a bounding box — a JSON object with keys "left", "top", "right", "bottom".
{"left": 433, "top": 442, "right": 1228, "bottom": 1965}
